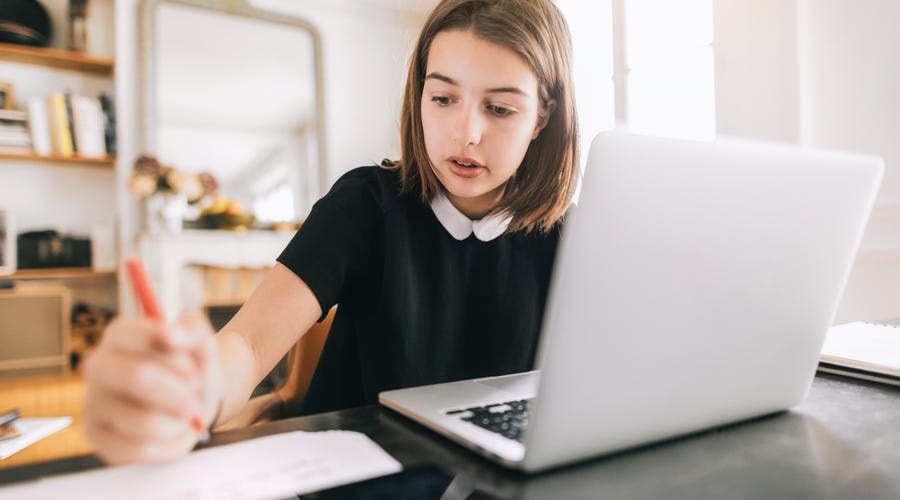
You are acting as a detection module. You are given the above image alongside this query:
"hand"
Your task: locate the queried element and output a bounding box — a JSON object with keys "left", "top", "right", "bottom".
{"left": 83, "top": 314, "right": 221, "bottom": 465}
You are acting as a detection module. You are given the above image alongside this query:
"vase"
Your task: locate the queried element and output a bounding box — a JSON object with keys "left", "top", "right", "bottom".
{"left": 145, "top": 192, "right": 187, "bottom": 235}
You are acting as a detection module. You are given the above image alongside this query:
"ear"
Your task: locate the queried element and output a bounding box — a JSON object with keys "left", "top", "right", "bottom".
{"left": 532, "top": 98, "right": 557, "bottom": 140}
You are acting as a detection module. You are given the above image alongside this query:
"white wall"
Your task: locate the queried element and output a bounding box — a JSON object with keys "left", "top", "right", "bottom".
{"left": 798, "top": 0, "right": 900, "bottom": 199}
{"left": 713, "top": 0, "right": 799, "bottom": 144}
{"left": 714, "top": 0, "right": 900, "bottom": 322}
{"left": 798, "top": 0, "right": 900, "bottom": 322}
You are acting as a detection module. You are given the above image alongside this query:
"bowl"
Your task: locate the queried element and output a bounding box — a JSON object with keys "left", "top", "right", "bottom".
{"left": 203, "top": 213, "right": 255, "bottom": 231}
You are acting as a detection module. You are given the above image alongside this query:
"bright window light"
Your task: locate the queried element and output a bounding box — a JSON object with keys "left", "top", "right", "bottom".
{"left": 625, "top": 0, "right": 716, "bottom": 140}
{"left": 628, "top": 47, "right": 715, "bottom": 140}
{"left": 253, "top": 184, "right": 294, "bottom": 223}
{"left": 626, "top": 0, "right": 713, "bottom": 59}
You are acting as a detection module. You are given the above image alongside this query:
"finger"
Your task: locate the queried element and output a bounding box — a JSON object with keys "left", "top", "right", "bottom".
{"left": 87, "top": 418, "right": 197, "bottom": 465}
{"left": 84, "top": 385, "right": 187, "bottom": 465}
{"left": 83, "top": 347, "right": 199, "bottom": 399}
{"left": 85, "top": 353, "right": 202, "bottom": 419}
{"left": 91, "top": 390, "right": 194, "bottom": 443}
{"left": 102, "top": 316, "right": 205, "bottom": 356}
{"left": 86, "top": 342, "right": 201, "bottom": 389}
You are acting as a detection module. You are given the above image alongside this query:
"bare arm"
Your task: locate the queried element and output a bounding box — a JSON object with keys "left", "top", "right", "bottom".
{"left": 212, "top": 262, "right": 323, "bottom": 425}
{"left": 85, "top": 262, "right": 322, "bottom": 464}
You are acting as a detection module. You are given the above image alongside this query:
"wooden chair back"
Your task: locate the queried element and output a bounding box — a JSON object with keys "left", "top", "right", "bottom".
{"left": 215, "top": 307, "right": 335, "bottom": 430}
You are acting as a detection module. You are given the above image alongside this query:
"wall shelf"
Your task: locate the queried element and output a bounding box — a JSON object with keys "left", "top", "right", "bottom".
{"left": 0, "top": 42, "right": 114, "bottom": 74}
{"left": 0, "top": 152, "right": 115, "bottom": 167}
{"left": 9, "top": 268, "right": 116, "bottom": 280}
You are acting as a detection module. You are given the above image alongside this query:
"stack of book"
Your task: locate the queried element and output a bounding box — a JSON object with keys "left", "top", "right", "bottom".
{"left": 25, "top": 92, "right": 116, "bottom": 159}
{"left": 0, "top": 110, "right": 32, "bottom": 154}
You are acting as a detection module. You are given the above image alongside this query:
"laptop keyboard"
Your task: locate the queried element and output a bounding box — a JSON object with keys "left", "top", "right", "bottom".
{"left": 445, "top": 399, "right": 533, "bottom": 443}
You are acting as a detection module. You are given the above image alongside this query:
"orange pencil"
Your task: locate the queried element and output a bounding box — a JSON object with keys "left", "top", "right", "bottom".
{"left": 124, "top": 257, "right": 208, "bottom": 437}
{"left": 124, "top": 257, "right": 164, "bottom": 321}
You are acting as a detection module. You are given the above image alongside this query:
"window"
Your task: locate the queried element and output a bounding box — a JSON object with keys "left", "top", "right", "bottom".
{"left": 561, "top": 0, "right": 717, "bottom": 147}
{"left": 250, "top": 163, "right": 295, "bottom": 223}
{"left": 616, "top": 0, "right": 716, "bottom": 140}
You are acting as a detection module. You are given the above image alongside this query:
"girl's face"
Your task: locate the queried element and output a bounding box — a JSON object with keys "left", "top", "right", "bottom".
{"left": 421, "top": 29, "right": 546, "bottom": 219}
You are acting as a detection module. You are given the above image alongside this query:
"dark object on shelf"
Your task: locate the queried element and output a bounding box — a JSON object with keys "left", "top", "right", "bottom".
{"left": 0, "top": 0, "right": 53, "bottom": 47}
{"left": 68, "top": 0, "right": 87, "bottom": 52}
{"left": 0, "top": 280, "right": 13, "bottom": 289}
{"left": 70, "top": 301, "right": 115, "bottom": 367}
{"left": 98, "top": 92, "right": 117, "bottom": 155}
{"left": 17, "top": 230, "right": 91, "bottom": 268}
{"left": 64, "top": 92, "right": 78, "bottom": 153}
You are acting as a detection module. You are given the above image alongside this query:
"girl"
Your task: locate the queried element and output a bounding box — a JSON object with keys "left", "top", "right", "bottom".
{"left": 84, "top": 0, "right": 579, "bottom": 464}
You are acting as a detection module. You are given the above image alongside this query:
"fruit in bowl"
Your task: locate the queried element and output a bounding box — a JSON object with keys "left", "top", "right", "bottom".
{"left": 199, "top": 198, "right": 255, "bottom": 230}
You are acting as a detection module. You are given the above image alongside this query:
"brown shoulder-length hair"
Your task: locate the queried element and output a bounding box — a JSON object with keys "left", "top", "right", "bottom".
{"left": 395, "top": 0, "right": 579, "bottom": 234}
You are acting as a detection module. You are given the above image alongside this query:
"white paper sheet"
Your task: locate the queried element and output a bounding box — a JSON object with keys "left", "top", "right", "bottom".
{"left": 0, "top": 430, "right": 402, "bottom": 500}
{"left": 0, "top": 417, "right": 72, "bottom": 460}
{"left": 821, "top": 321, "right": 900, "bottom": 375}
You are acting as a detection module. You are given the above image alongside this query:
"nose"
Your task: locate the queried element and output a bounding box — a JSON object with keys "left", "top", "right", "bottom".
{"left": 452, "top": 102, "right": 483, "bottom": 147}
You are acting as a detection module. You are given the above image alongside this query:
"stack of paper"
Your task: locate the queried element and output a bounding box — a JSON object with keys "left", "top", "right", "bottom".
{"left": 819, "top": 321, "right": 900, "bottom": 386}
{"left": 0, "top": 417, "right": 71, "bottom": 460}
{"left": 0, "top": 430, "right": 402, "bottom": 500}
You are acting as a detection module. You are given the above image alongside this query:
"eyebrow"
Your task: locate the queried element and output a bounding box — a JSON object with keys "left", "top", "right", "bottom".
{"left": 424, "top": 72, "right": 529, "bottom": 97}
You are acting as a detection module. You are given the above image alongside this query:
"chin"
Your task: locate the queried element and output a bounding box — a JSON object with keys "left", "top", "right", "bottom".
{"left": 440, "top": 178, "right": 489, "bottom": 199}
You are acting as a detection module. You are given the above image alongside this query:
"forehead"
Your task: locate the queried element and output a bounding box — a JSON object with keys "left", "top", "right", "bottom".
{"left": 425, "top": 29, "right": 538, "bottom": 94}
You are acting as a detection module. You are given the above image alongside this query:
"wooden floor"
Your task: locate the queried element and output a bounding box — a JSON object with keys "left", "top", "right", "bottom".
{"left": 0, "top": 372, "right": 93, "bottom": 468}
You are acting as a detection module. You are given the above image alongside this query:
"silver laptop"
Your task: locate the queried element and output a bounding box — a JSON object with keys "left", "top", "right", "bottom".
{"left": 379, "top": 131, "right": 883, "bottom": 473}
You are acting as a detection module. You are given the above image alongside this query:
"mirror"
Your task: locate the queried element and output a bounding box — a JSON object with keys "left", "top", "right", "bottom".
{"left": 139, "top": 0, "right": 327, "bottom": 228}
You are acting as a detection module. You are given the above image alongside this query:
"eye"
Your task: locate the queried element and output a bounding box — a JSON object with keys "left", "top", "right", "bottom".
{"left": 431, "top": 96, "right": 453, "bottom": 106}
{"left": 487, "top": 104, "right": 514, "bottom": 117}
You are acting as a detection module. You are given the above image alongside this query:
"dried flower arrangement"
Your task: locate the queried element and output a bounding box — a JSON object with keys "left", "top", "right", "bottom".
{"left": 128, "top": 155, "right": 219, "bottom": 204}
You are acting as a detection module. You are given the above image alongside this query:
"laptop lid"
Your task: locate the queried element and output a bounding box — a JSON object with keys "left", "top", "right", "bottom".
{"left": 520, "top": 131, "right": 883, "bottom": 471}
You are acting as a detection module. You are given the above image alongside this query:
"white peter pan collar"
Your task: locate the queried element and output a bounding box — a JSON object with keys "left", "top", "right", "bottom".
{"left": 430, "top": 192, "right": 512, "bottom": 242}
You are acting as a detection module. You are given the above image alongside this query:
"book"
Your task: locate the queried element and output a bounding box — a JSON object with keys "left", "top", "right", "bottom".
{"left": 46, "top": 93, "right": 74, "bottom": 157}
{"left": 71, "top": 96, "right": 107, "bottom": 158}
{"left": 818, "top": 321, "right": 900, "bottom": 386}
{"left": 0, "top": 134, "right": 31, "bottom": 147}
{"left": 27, "top": 97, "right": 52, "bottom": 156}
{"left": 0, "top": 109, "right": 28, "bottom": 125}
{"left": 64, "top": 93, "right": 79, "bottom": 154}
{"left": 98, "top": 92, "right": 117, "bottom": 155}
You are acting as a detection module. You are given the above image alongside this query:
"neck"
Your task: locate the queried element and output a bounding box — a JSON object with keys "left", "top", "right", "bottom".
{"left": 446, "top": 185, "right": 506, "bottom": 219}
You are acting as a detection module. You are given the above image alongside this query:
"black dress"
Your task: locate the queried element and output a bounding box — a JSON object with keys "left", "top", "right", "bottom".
{"left": 277, "top": 165, "right": 561, "bottom": 415}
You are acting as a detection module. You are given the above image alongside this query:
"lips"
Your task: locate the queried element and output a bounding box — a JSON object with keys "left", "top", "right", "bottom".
{"left": 445, "top": 156, "right": 486, "bottom": 179}
{"left": 447, "top": 156, "right": 484, "bottom": 169}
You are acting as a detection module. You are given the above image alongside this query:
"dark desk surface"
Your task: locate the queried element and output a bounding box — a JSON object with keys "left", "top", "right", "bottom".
{"left": 1, "top": 373, "right": 898, "bottom": 499}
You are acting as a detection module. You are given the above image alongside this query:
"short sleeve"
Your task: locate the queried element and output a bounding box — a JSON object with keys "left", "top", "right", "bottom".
{"left": 277, "top": 168, "right": 381, "bottom": 320}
